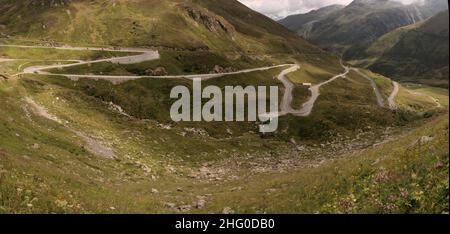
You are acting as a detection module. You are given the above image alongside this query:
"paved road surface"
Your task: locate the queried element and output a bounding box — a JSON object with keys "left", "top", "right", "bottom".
{"left": 352, "top": 68, "right": 385, "bottom": 108}
{"left": 2, "top": 44, "right": 405, "bottom": 118}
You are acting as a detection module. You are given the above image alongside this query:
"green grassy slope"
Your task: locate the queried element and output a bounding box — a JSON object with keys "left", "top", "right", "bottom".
{"left": 1, "top": 41, "right": 447, "bottom": 213}
{"left": 45, "top": 50, "right": 273, "bottom": 76}
{"left": 41, "top": 62, "right": 441, "bottom": 142}
{"left": 1, "top": 44, "right": 439, "bottom": 141}
{"left": 0, "top": 0, "right": 448, "bottom": 214}
{"left": 0, "top": 0, "right": 344, "bottom": 79}
{"left": 278, "top": 5, "right": 344, "bottom": 33}
{"left": 279, "top": 0, "right": 448, "bottom": 54}
{"left": 0, "top": 75, "right": 447, "bottom": 213}
{"left": 0, "top": 0, "right": 331, "bottom": 62}
{"left": 280, "top": 70, "right": 398, "bottom": 140}
{"left": 205, "top": 113, "right": 449, "bottom": 214}
{"left": 345, "top": 10, "right": 449, "bottom": 88}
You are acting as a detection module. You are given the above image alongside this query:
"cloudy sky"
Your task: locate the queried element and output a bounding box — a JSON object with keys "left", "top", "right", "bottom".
{"left": 237, "top": 0, "right": 419, "bottom": 19}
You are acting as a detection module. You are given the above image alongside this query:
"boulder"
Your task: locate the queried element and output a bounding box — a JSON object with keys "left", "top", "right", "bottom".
{"left": 146, "top": 67, "right": 168, "bottom": 76}
{"left": 419, "top": 136, "right": 434, "bottom": 144}
{"left": 213, "top": 65, "right": 224, "bottom": 74}
{"left": 223, "top": 207, "right": 235, "bottom": 214}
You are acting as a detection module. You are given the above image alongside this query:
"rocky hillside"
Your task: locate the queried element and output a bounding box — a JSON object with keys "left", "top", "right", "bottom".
{"left": 279, "top": 0, "right": 448, "bottom": 54}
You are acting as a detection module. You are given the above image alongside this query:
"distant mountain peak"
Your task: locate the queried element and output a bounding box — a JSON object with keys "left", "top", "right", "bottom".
{"left": 348, "top": 0, "right": 399, "bottom": 8}
{"left": 351, "top": 0, "right": 390, "bottom": 4}
{"left": 280, "top": 0, "right": 447, "bottom": 54}
{"left": 310, "top": 4, "right": 345, "bottom": 13}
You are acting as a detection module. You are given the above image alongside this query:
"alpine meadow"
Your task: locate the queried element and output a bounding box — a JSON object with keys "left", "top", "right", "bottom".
{"left": 0, "top": 0, "right": 448, "bottom": 216}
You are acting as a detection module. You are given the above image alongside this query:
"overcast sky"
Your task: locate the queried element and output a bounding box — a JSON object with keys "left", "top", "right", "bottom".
{"left": 237, "top": 0, "right": 420, "bottom": 19}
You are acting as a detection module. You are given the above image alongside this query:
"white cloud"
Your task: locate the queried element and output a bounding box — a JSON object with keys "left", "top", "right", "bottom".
{"left": 237, "top": 0, "right": 421, "bottom": 19}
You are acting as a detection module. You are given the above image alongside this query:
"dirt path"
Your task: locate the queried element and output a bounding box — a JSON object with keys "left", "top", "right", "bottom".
{"left": 24, "top": 97, "right": 62, "bottom": 124}
{"left": 407, "top": 88, "right": 443, "bottom": 108}
{"left": 0, "top": 58, "right": 16, "bottom": 63}
{"left": 24, "top": 96, "right": 116, "bottom": 159}
{"left": 430, "top": 96, "right": 442, "bottom": 108}
{"left": 388, "top": 81, "right": 399, "bottom": 110}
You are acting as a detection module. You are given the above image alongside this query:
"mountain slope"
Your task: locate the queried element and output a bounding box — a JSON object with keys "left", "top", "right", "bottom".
{"left": 0, "top": 0, "right": 440, "bottom": 138}
{"left": 278, "top": 5, "right": 344, "bottom": 33}
{"left": 1, "top": 0, "right": 448, "bottom": 214}
{"left": 0, "top": 0, "right": 347, "bottom": 81}
{"left": 346, "top": 10, "right": 449, "bottom": 87}
{"left": 279, "top": 0, "right": 448, "bottom": 53}
{"left": 0, "top": 0, "right": 324, "bottom": 59}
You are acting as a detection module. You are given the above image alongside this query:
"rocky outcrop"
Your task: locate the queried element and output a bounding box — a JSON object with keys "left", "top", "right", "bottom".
{"left": 0, "top": 74, "right": 9, "bottom": 81}
{"left": 211, "top": 65, "right": 236, "bottom": 74}
{"left": 185, "top": 6, "right": 236, "bottom": 37}
{"left": 145, "top": 67, "right": 168, "bottom": 76}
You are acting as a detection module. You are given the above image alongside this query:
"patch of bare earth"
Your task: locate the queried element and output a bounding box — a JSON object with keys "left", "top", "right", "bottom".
{"left": 24, "top": 97, "right": 116, "bottom": 159}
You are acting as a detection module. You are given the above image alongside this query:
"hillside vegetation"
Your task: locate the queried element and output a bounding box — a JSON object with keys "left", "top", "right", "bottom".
{"left": 0, "top": 74, "right": 447, "bottom": 213}
{"left": 346, "top": 10, "right": 449, "bottom": 88}
{"left": 279, "top": 0, "right": 448, "bottom": 54}
{"left": 0, "top": 0, "right": 448, "bottom": 214}
{"left": 0, "top": 0, "right": 326, "bottom": 61}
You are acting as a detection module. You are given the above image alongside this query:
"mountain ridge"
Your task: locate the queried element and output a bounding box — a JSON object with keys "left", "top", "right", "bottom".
{"left": 0, "top": 0, "right": 323, "bottom": 56}
{"left": 279, "top": 0, "right": 448, "bottom": 54}
{"left": 0, "top": 0, "right": 448, "bottom": 215}
{"left": 346, "top": 10, "right": 449, "bottom": 87}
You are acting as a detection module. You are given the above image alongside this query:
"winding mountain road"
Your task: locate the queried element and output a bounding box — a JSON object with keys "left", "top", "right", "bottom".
{"left": 293, "top": 64, "right": 350, "bottom": 117}
{"left": 1, "top": 44, "right": 295, "bottom": 83}
{"left": 2, "top": 44, "right": 403, "bottom": 117}
{"left": 1, "top": 44, "right": 161, "bottom": 75}
{"left": 48, "top": 64, "right": 296, "bottom": 83}
{"left": 277, "top": 64, "right": 301, "bottom": 114}
{"left": 0, "top": 44, "right": 158, "bottom": 56}
{"left": 260, "top": 62, "right": 350, "bottom": 118}
{"left": 351, "top": 68, "right": 385, "bottom": 108}
{"left": 351, "top": 69, "right": 400, "bottom": 111}
{"left": 275, "top": 63, "right": 350, "bottom": 117}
